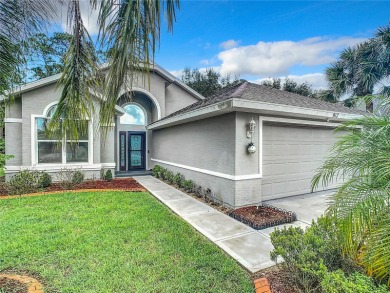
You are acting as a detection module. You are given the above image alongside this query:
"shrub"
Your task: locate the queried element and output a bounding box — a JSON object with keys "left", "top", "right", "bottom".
{"left": 72, "top": 170, "right": 85, "bottom": 185}
{"left": 165, "top": 170, "right": 174, "bottom": 184}
{"left": 152, "top": 165, "right": 163, "bottom": 178}
{"left": 8, "top": 170, "right": 42, "bottom": 195}
{"left": 270, "top": 217, "right": 349, "bottom": 292}
{"left": 159, "top": 167, "right": 167, "bottom": 180}
{"left": 173, "top": 172, "right": 184, "bottom": 187}
{"left": 321, "top": 270, "right": 388, "bottom": 293}
{"left": 57, "top": 169, "right": 84, "bottom": 190}
{"left": 182, "top": 179, "right": 195, "bottom": 193}
{"left": 103, "top": 169, "right": 113, "bottom": 182}
{"left": 38, "top": 171, "right": 52, "bottom": 188}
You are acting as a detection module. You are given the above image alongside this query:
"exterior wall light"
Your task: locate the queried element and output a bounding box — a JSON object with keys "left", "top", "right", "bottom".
{"left": 247, "top": 117, "right": 256, "bottom": 154}
{"left": 247, "top": 117, "right": 256, "bottom": 138}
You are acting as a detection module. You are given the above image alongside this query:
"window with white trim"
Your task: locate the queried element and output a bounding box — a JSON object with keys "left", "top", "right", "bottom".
{"left": 36, "top": 104, "right": 91, "bottom": 164}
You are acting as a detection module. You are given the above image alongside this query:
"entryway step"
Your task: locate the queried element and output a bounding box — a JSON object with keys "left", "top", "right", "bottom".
{"left": 115, "top": 170, "right": 152, "bottom": 177}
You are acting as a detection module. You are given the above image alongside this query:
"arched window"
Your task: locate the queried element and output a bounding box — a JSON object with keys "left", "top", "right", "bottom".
{"left": 45, "top": 104, "right": 57, "bottom": 118}
{"left": 120, "top": 104, "right": 146, "bottom": 125}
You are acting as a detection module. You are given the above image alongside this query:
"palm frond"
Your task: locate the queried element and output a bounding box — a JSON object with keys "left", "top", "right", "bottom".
{"left": 97, "top": 0, "right": 179, "bottom": 137}
{"left": 49, "top": 0, "right": 100, "bottom": 141}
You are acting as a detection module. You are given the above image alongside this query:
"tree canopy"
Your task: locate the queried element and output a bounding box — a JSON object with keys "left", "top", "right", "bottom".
{"left": 181, "top": 67, "right": 242, "bottom": 97}
{"left": 261, "top": 77, "right": 338, "bottom": 103}
{"left": 325, "top": 24, "right": 390, "bottom": 112}
{"left": 26, "top": 32, "right": 72, "bottom": 81}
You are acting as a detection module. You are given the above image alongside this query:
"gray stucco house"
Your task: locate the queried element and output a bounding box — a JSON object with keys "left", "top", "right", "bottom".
{"left": 4, "top": 64, "right": 363, "bottom": 207}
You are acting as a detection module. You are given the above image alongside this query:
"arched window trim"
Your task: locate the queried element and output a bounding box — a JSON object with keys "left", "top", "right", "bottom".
{"left": 119, "top": 102, "right": 147, "bottom": 126}
{"left": 43, "top": 101, "right": 58, "bottom": 118}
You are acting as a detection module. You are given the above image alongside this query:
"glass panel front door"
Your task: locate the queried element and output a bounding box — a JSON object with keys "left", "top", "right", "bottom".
{"left": 128, "top": 132, "right": 145, "bottom": 170}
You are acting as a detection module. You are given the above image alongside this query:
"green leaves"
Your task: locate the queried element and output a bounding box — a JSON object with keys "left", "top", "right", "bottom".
{"left": 50, "top": 0, "right": 100, "bottom": 142}
{"left": 311, "top": 114, "right": 390, "bottom": 284}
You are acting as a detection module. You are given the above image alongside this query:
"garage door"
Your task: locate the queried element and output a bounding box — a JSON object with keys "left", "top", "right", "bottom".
{"left": 261, "top": 123, "right": 342, "bottom": 200}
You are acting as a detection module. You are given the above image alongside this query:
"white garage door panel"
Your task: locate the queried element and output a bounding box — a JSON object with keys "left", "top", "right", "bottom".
{"left": 262, "top": 124, "right": 341, "bottom": 200}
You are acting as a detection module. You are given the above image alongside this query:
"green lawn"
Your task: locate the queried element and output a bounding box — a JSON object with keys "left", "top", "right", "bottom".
{"left": 0, "top": 191, "right": 253, "bottom": 292}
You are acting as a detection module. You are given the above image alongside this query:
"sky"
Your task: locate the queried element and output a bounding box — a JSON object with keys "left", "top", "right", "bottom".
{"left": 57, "top": 1, "right": 390, "bottom": 90}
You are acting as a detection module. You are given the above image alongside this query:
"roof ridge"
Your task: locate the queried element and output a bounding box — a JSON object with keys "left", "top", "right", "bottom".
{"left": 230, "top": 81, "right": 249, "bottom": 98}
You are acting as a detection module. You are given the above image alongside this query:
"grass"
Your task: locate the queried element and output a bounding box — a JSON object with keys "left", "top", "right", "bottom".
{"left": 0, "top": 191, "right": 253, "bottom": 292}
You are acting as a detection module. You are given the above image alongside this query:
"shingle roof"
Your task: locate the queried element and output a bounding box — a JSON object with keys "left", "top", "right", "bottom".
{"left": 163, "top": 81, "right": 364, "bottom": 120}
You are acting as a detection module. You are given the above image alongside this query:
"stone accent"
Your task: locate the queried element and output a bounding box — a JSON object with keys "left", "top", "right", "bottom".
{"left": 0, "top": 274, "right": 43, "bottom": 293}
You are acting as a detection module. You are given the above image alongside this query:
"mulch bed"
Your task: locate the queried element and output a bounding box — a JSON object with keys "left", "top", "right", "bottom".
{"left": 252, "top": 266, "right": 299, "bottom": 293}
{"left": 228, "top": 204, "right": 297, "bottom": 230}
{"left": 0, "top": 178, "right": 146, "bottom": 197}
{"left": 0, "top": 277, "right": 27, "bottom": 293}
{"left": 45, "top": 178, "right": 145, "bottom": 192}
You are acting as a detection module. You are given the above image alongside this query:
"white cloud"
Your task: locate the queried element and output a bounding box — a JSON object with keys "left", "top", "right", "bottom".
{"left": 254, "top": 73, "right": 328, "bottom": 90}
{"left": 220, "top": 39, "right": 240, "bottom": 50}
{"left": 218, "top": 36, "right": 366, "bottom": 76}
{"left": 169, "top": 69, "right": 184, "bottom": 78}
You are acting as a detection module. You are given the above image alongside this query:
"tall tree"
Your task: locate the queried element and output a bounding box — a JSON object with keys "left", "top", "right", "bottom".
{"left": 262, "top": 77, "right": 315, "bottom": 97}
{"left": 325, "top": 25, "right": 390, "bottom": 112}
{"left": 26, "top": 32, "right": 72, "bottom": 80}
{"left": 182, "top": 67, "right": 241, "bottom": 97}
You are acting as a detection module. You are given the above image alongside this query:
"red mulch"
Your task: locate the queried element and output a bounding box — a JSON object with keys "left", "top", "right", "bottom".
{"left": 46, "top": 178, "right": 145, "bottom": 192}
{"left": 229, "top": 205, "right": 296, "bottom": 229}
{"left": 0, "top": 178, "right": 146, "bottom": 197}
{"left": 252, "top": 266, "right": 299, "bottom": 293}
{"left": 0, "top": 277, "right": 27, "bottom": 293}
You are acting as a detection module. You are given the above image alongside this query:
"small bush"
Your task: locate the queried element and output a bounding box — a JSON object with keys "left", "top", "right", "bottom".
{"left": 173, "top": 173, "right": 184, "bottom": 187}
{"left": 57, "top": 169, "right": 84, "bottom": 190}
{"left": 103, "top": 169, "right": 113, "bottom": 181}
{"left": 8, "top": 170, "right": 41, "bottom": 195}
{"left": 159, "top": 168, "right": 167, "bottom": 180}
{"left": 72, "top": 170, "right": 85, "bottom": 185}
{"left": 38, "top": 172, "right": 52, "bottom": 188}
{"left": 165, "top": 170, "right": 174, "bottom": 184}
{"left": 270, "top": 217, "right": 363, "bottom": 292}
{"left": 152, "top": 165, "right": 163, "bottom": 178}
{"left": 321, "top": 270, "right": 388, "bottom": 293}
{"left": 182, "top": 179, "right": 195, "bottom": 193}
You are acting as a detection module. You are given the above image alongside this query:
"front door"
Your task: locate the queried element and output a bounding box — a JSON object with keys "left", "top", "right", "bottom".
{"left": 128, "top": 132, "right": 146, "bottom": 170}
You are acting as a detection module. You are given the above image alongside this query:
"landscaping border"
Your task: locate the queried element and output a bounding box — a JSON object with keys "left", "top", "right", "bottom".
{"left": 0, "top": 188, "right": 146, "bottom": 200}
{"left": 0, "top": 274, "right": 43, "bottom": 293}
{"left": 228, "top": 203, "right": 297, "bottom": 230}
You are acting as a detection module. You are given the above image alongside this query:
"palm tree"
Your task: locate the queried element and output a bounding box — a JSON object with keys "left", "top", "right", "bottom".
{"left": 313, "top": 24, "right": 390, "bottom": 285}
{"left": 326, "top": 24, "right": 390, "bottom": 113}
{"left": 1, "top": 0, "right": 180, "bottom": 140}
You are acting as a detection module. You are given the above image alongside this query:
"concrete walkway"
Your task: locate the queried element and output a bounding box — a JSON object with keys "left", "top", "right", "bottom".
{"left": 135, "top": 176, "right": 332, "bottom": 273}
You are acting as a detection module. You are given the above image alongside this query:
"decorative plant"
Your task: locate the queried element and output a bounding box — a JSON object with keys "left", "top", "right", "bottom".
{"left": 104, "top": 169, "right": 113, "bottom": 182}
{"left": 7, "top": 170, "right": 42, "bottom": 195}
{"left": 38, "top": 171, "right": 52, "bottom": 188}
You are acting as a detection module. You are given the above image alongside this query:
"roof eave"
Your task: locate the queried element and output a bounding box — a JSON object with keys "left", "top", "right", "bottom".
{"left": 147, "top": 98, "right": 364, "bottom": 130}
{"left": 2, "top": 63, "right": 205, "bottom": 101}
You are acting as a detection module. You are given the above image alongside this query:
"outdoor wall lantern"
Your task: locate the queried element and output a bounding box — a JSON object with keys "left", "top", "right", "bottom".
{"left": 247, "top": 117, "right": 256, "bottom": 154}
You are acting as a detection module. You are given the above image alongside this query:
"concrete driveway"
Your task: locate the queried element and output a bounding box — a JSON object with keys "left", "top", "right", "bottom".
{"left": 263, "top": 190, "right": 335, "bottom": 225}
